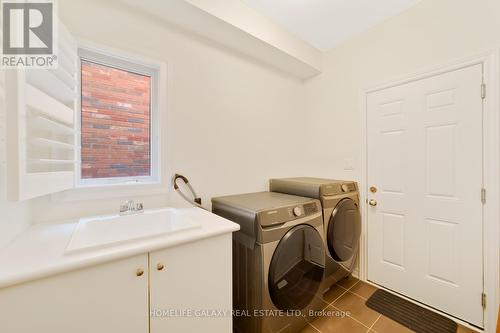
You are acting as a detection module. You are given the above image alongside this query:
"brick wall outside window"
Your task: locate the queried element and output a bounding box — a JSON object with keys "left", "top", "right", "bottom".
{"left": 81, "top": 61, "right": 151, "bottom": 179}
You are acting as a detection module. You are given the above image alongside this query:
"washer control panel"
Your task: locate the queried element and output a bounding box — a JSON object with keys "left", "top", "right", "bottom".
{"left": 258, "top": 200, "right": 321, "bottom": 227}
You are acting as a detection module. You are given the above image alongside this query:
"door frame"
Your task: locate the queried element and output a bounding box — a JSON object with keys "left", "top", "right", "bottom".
{"left": 359, "top": 50, "right": 499, "bottom": 332}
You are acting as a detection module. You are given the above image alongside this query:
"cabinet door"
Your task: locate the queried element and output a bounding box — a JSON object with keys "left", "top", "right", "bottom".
{"left": 150, "top": 234, "right": 233, "bottom": 333}
{"left": 0, "top": 254, "right": 149, "bottom": 333}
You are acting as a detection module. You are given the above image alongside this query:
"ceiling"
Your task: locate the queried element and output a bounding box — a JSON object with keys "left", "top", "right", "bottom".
{"left": 242, "top": 0, "right": 421, "bottom": 51}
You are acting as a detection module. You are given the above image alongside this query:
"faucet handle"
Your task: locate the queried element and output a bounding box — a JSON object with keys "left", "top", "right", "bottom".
{"left": 119, "top": 200, "right": 143, "bottom": 215}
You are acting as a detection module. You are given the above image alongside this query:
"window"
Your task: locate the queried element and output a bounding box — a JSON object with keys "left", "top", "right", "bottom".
{"left": 78, "top": 48, "right": 160, "bottom": 186}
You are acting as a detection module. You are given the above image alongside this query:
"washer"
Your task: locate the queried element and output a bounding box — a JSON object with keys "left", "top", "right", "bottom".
{"left": 269, "top": 177, "right": 361, "bottom": 292}
{"left": 212, "top": 192, "right": 325, "bottom": 333}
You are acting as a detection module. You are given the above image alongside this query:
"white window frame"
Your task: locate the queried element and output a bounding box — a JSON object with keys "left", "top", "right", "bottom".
{"left": 76, "top": 47, "right": 161, "bottom": 188}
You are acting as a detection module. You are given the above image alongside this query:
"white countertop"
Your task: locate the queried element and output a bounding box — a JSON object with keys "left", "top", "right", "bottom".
{"left": 0, "top": 207, "right": 239, "bottom": 289}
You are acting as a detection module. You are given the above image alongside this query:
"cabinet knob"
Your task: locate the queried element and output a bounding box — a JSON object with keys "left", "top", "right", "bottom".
{"left": 136, "top": 268, "right": 144, "bottom": 277}
{"left": 157, "top": 263, "right": 165, "bottom": 271}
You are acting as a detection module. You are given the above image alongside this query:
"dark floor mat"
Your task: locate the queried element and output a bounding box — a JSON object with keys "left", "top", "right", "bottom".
{"left": 366, "top": 289, "right": 458, "bottom": 333}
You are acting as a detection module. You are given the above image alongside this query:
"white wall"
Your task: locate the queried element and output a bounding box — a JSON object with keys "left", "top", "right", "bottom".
{"left": 30, "top": 0, "right": 310, "bottom": 223}
{"left": 12, "top": 0, "right": 500, "bottom": 228}
{"left": 183, "top": 0, "right": 323, "bottom": 68}
{"left": 118, "top": 0, "right": 323, "bottom": 78}
{"left": 0, "top": 175, "right": 31, "bottom": 248}
{"left": 302, "top": 2, "right": 500, "bottom": 330}
{"left": 304, "top": 0, "right": 500, "bottom": 182}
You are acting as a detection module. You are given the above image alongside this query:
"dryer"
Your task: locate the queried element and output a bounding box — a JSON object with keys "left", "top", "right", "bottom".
{"left": 212, "top": 192, "right": 325, "bottom": 333}
{"left": 269, "top": 177, "right": 361, "bottom": 292}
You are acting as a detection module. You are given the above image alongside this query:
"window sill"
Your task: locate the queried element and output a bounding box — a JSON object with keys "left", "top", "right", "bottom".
{"left": 76, "top": 178, "right": 160, "bottom": 189}
{"left": 51, "top": 181, "right": 169, "bottom": 202}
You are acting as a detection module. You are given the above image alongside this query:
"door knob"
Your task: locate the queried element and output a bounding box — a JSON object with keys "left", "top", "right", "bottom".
{"left": 157, "top": 263, "right": 165, "bottom": 271}
{"left": 368, "top": 199, "right": 378, "bottom": 206}
{"left": 136, "top": 268, "right": 144, "bottom": 277}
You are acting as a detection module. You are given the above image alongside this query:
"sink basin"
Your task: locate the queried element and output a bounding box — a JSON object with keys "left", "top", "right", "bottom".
{"left": 66, "top": 208, "right": 200, "bottom": 253}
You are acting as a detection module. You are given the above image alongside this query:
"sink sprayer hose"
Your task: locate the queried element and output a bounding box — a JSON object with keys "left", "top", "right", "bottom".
{"left": 173, "top": 173, "right": 206, "bottom": 210}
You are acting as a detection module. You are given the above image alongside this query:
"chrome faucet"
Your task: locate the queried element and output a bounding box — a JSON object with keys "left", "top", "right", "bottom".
{"left": 119, "top": 200, "right": 144, "bottom": 215}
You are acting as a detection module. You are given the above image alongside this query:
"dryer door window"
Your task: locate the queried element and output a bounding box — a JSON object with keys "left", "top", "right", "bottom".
{"left": 327, "top": 198, "right": 361, "bottom": 263}
{"left": 268, "top": 225, "right": 325, "bottom": 311}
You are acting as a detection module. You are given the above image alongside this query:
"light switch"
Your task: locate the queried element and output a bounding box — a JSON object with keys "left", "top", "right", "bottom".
{"left": 344, "top": 158, "right": 354, "bottom": 171}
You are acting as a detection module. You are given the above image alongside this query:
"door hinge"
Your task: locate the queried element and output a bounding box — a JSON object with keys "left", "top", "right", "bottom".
{"left": 481, "top": 83, "right": 486, "bottom": 99}
{"left": 481, "top": 293, "right": 486, "bottom": 309}
{"left": 481, "top": 188, "right": 486, "bottom": 204}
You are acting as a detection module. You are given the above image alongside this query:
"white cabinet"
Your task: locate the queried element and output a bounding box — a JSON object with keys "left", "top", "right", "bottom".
{"left": 150, "top": 233, "right": 233, "bottom": 332}
{"left": 0, "top": 254, "right": 149, "bottom": 333}
{"left": 0, "top": 234, "right": 233, "bottom": 333}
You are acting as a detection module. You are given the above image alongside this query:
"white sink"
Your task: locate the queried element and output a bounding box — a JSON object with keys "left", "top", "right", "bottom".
{"left": 66, "top": 208, "right": 200, "bottom": 253}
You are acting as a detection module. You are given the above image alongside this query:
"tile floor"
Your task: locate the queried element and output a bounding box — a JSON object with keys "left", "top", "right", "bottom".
{"left": 300, "top": 276, "right": 478, "bottom": 333}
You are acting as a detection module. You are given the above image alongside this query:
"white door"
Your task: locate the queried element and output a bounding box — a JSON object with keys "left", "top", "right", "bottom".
{"left": 367, "top": 64, "right": 484, "bottom": 327}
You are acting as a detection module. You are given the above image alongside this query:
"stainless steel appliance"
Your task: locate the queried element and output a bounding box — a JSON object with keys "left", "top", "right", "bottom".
{"left": 212, "top": 191, "right": 325, "bottom": 333}
{"left": 269, "top": 177, "right": 361, "bottom": 292}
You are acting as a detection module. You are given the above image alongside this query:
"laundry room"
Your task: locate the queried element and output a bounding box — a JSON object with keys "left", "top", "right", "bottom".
{"left": 0, "top": 0, "right": 499, "bottom": 332}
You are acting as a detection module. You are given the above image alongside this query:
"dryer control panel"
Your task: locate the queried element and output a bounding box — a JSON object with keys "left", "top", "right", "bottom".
{"left": 321, "top": 181, "right": 358, "bottom": 196}
{"left": 269, "top": 177, "right": 359, "bottom": 198}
